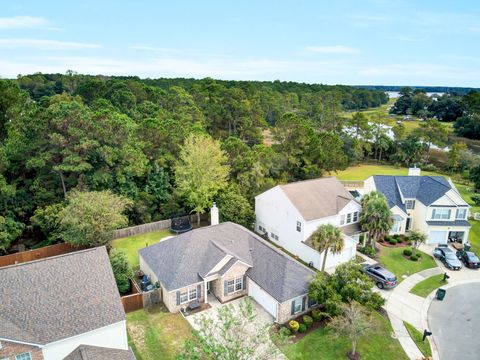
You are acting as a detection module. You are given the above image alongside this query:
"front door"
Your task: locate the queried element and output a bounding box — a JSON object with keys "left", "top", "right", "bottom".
{"left": 406, "top": 217, "right": 412, "bottom": 231}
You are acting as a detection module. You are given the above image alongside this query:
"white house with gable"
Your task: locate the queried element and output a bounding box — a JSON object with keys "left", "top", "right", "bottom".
{"left": 255, "top": 177, "right": 362, "bottom": 270}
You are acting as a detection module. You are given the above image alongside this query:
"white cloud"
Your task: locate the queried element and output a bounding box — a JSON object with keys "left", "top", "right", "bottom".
{"left": 0, "top": 39, "right": 101, "bottom": 50}
{"left": 305, "top": 45, "right": 358, "bottom": 54}
{"left": 0, "top": 16, "right": 50, "bottom": 29}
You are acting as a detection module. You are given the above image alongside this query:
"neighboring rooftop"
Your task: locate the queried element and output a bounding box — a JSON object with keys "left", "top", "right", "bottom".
{"left": 139, "top": 222, "right": 315, "bottom": 302}
{"left": 63, "top": 345, "right": 136, "bottom": 360}
{"left": 373, "top": 175, "right": 455, "bottom": 211}
{"left": 278, "top": 177, "right": 357, "bottom": 221}
{"left": 0, "top": 247, "right": 125, "bottom": 345}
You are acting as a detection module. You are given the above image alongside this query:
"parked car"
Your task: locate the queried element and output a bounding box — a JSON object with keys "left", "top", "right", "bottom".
{"left": 361, "top": 264, "right": 397, "bottom": 289}
{"left": 456, "top": 250, "right": 480, "bottom": 269}
{"left": 433, "top": 245, "right": 463, "bottom": 270}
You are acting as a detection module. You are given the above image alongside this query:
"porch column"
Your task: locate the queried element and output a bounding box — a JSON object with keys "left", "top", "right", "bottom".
{"left": 204, "top": 279, "right": 208, "bottom": 304}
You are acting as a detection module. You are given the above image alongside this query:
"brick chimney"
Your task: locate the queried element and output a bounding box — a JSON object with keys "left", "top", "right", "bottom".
{"left": 210, "top": 202, "right": 219, "bottom": 226}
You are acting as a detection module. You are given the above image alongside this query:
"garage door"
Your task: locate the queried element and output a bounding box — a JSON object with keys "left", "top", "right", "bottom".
{"left": 428, "top": 231, "right": 447, "bottom": 244}
{"left": 248, "top": 279, "right": 277, "bottom": 319}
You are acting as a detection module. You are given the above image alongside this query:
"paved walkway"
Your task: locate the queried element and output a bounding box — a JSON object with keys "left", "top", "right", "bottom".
{"left": 382, "top": 244, "right": 480, "bottom": 360}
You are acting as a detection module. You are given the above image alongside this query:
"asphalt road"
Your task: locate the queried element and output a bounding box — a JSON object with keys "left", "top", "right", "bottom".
{"left": 428, "top": 282, "right": 480, "bottom": 360}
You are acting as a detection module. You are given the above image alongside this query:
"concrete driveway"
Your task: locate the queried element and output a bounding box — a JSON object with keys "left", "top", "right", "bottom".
{"left": 428, "top": 282, "right": 480, "bottom": 360}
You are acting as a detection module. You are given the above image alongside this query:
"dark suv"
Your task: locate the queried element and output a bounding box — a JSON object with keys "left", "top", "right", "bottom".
{"left": 362, "top": 264, "right": 398, "bottom": 289}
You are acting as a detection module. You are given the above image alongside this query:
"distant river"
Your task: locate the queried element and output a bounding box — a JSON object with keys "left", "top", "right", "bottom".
{"left": 386, "top": 91, "right": 445, "bottom": 98}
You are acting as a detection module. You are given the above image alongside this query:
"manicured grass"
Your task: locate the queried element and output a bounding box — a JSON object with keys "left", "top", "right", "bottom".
{"left": 334, "top": 164, "right": 443, "bottom": 181}
{"left": 403, "top": 321, "right": 432, "bottom": 358}
{"left": 410, "top": 274, "right": 447, "bottom": 298}
{"left": 282, "top": 311, "right": 408, "bottom": 360}
{"left": 127, "top": 303, "right": 192, "bottom": 360}
{"left": 112, "top": 229, "right": 172, "bottom": 268}
{"left": 453, "top": 182, "right": 480, "bottom": 253}
{"left": 377, "top": 246, "right": 437, "bottom": 282}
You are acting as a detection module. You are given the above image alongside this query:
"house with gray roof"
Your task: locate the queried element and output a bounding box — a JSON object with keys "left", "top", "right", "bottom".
{"left": 139, "top": 222, "right": 317, "bottom": 324}
{"left": 0, "top": 247, "right": 130, "bottom": 360}
{"left": 254, "top": 177, "right": 362, "bottom": 271}
{"left": 363, "top": 167, "right": 470, "bottom": 244}
{"left": 63, "top": 345, "right": 136, "bottom": 360}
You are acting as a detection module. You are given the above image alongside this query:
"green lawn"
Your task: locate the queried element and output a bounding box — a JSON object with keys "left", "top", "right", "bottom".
{"left": 410, "top": 274, "right": 447, "bottom": 298}
{"left": 377, "top": 246, "right": 437, "bottom": 282}
{"left": 282, "top": 311, "right": 408, "bottom": 360}
{"left": 112, "top": 229, "right": 172, "bottom": 268}
{"left": 403, "top": 321, "right": 432, "bottom": 358}
{"left": 127, "top": 303, "right": 192, "bottom": 360}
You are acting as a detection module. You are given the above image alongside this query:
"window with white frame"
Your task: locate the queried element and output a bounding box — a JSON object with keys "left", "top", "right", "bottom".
{"left": 456, "top": 208, "right": 467, "bottom": 220}
{"left": 16, "top": 354, "right": 32, "bottom": 360}
{"left": 292, "top": 297, "right": 302, "bottom": 314}
{"left": 340, "top": 215, "right": 345, "bottom": 225}
{"left": 353, "top": 211, "right": 359, "bottom": 222}
{"left": 179, "top": 290, "right": 189, "bottom": 304}
{"left": 432, "top": 208, "right": 451, "bottom": 220}
{"left": 405, "top": 200, "right": 416, "bottom": 210}
{"left": 270, "top": 232, "right": 279, "bottom": 241}
{"left": 189, "top": 288, "right": 197, "bottom": 301}
{"left": 296, "top": 221, "right": 302, "bottom": 232}
{"left": 227, "top": 276, "right": 243, "bottom": 294}
{"left": 392, "top": 219, "right": 402, "bottom": 232}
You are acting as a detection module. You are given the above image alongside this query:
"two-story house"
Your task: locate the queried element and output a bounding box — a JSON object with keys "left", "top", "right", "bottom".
{"left": 255, "top": 177, "right": 362, "bottom": 271}
{"left": 363, "top": 168, "right": 470, "bottom": 245}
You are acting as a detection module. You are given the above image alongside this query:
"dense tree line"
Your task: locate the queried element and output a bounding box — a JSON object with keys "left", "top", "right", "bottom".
{"left": 0, "top": 73, "right": 388, "bottom": 252}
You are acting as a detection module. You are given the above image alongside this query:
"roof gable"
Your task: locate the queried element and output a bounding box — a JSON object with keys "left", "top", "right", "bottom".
{"left": 0, "top": 247, "right": 125, "bottom": 345}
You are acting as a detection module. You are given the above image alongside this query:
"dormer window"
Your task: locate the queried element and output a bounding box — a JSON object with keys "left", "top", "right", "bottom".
{"left": 405, "top": 200, "right": 415, "bottom": 210}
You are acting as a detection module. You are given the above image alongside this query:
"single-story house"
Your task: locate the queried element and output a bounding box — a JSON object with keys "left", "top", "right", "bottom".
{"left": 139, "top": 222, "right": 317, "bottom": 324}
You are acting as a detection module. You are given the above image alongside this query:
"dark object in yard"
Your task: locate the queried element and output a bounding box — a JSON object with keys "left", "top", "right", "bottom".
{"left": 308, "top": 261, "right": 314, "bottom": 267}
{"left": 347, "top": 351, "right": 360, "bottom": 360}
{"left": 136, "top": 269, "right": 145, "bottom": 279}
{"left": 436, "top": 288, "right": 446, "bottom": 301}
{"left": 422, "top": 329, "right": 432, "bottom": 341}
{"left": 140, "top": 274, "right": 151, "bottom": 291}
{"left": 443, "top": 273, "right": 450, "bottom": 282}
{"left": 146, "top": 284, "right": 154, "bottom": 291}
{"left": 188, "top": 300, "right": 200, "bottom": 311}
{"left": 170, "top": 215, "right": 193, "bottom": 234}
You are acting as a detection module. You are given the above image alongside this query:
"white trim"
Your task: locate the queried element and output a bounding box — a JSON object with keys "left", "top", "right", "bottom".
{"left": 0, "top": 338, "right": 43, "bottom": 348}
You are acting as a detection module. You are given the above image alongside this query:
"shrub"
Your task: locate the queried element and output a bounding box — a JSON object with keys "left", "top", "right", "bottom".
{"left": 109, "top": 249, "right": 133, "bottom": 294}
{"left": 410, "top": 254, "right": 419, "bottom": 261}
{"left": 278, "top": 326, "right": 291, "bottom": 337}
{"left": 311, "top": 309, "right": 322, "bottom": 321}
{"left": 389, "top": 238, "right": 397, "bottom": 245}
{"left": 471, "top": 194, "right": 480, "bottom": 206}
{"left": 359, "top": 246, "right": 376, "bottom": 258}
{"left": 416, "top": 252, "right": 422, "bottom": 258}
{"left": 422, "top": 164, "right": 438, "bottom": 172}
{"left": 403, "top": 248, "right": 412, "bottom": 256}
{"left": 298, "top": 323, "right": 307, "bottom": 333}
{"left": 393, "top": 234, "right": 401, "bottom": 241}
{"left": 288, "top": 320, "right": 300, "bottom": 332}
{"left": 303, "top": 315, "right": 313, "bottom": 328}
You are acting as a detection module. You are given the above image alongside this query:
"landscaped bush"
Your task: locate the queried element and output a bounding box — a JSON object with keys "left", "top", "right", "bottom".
{"left": 471, "top": 194, "right": 480, "bottom": 205}
{"left": 403, "top": 248, "right": 412, "bottom": 256}
{"left": 311, "top": 309, "right": 322, "bottom": 321}
{"left": 289, "top": 320, "right": 300, "bottom": 332}
{"left": 303, "top": 315, "right": 313, "bottom": 328}
{"left": 392, "top": 234, "right": 401, "bottom": 241}
{"left": 421, "top": 164, "right": 438, "bottom": 172}
{"left": 416, "top": 252, "right": 422, "bottom": 258}
{"left": 279, "top": 326, "right": 292, "bottom": 337}
{"left": 298, "top": 323, "right": 307, "bottom": 333}
{"left": 410, "top": 254, "right": 419, "bottom": 261}
{"left": 389, "top": 238, "right": 397, "bottom": 245}
{"left": 359, "top": 246, "right": 376, "bottom": 258}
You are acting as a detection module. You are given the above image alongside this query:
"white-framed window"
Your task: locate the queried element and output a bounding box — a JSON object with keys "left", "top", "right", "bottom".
{"left": 353, "top": 211, "right": 359, "bottom": 223}
{"left": 296, "top": 221, "right": 302, "bottom": 232}
{"left": 226, "top": 276, "right": 244, "bottom": 294}
{"left": 0, "top": 340, "right": 2, "bottom": 349}
{"left": 346, "top": 213, "right": 352, "bottom": 224}
{"left": 392, "top": 220, "right": 402, "bottom": 232}
{"left": 179, "top": 290, "right": 189, "bottom": 304}
{"left": 292, "top": 297, "right": 302, "bottom": 314}
{"left": 340, "top": 215, "right": 345, "bottom": 225}
{"left": 405, "top": 200, "right": 416, "bottom": 210}
{"left": 456, "top": 208, "right": 467, "bottom": 220}
{"left": 258, "top": 224, "right": 266, "bottom": 233}
{"left": 270, "top": 232, "right": 279, "bottom": 241}
{"left": 16, "top": 354, "right": 32, "bottom": 360}
{"left": 188, "top": 288, "right": 197, "bottom": 301}
{"left": 432, "top": 208, "right": 451, "bottom": 220}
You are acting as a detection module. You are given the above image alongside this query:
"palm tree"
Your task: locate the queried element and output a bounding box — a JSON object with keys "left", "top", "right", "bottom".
{"left": 409, "top": 230, "right": 427, "bottom": 256}
{"left": 310, "top": 224, "right": 344, "bottom": 272}
{"left": 360, "top": 191, "right": 392, "bottom": 249}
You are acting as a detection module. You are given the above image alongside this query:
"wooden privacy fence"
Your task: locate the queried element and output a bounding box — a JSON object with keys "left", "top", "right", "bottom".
{"left": 121, "top": 293, "right": 144, "bottom": 313}
{"left": 0, "top": 243, "right": 80, "bottom": 268}
{"left": 114, "top": 214, "right": 205, "bottom": 239}
{"left": 121, "top": 280, "right": 161, "bottom": 313}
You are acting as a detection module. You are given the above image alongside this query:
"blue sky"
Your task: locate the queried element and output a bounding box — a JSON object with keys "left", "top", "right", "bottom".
{"left": 1, "top": 0, "right": 479, "bottom": 86}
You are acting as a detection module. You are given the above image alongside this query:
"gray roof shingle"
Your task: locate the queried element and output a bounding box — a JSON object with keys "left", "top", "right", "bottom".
{"left": 373, "top": 175, "right": 453, "bottom": 211}
{"left": 63, "top": 344, "right": 136, "bottom": 360}
{"left": 0, "top": 247, "right": 125, "bottom": 345}
{"left": 139, "top": 222, "right": 315, "bottom": 302}
{"left": 426, "top": 220, "right": 471, "bottom": 227}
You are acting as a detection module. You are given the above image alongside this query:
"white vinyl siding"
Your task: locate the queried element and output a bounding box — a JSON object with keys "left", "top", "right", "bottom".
{"left": 431, "top": 208, "right": 451, "bottom": 220}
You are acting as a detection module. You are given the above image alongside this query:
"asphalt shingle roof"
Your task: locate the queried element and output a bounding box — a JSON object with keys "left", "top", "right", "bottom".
{"left": 0, "top": 247, "right": 125, "bottom": 345}
{"left": 426, "top": 220, "right": 471, "bottom": 227}
{"left": 63, "top": 345, "right": 136, "bottom": 360}
{"left": 139, "top": 222, "right": 315, "bottom": 302}
{"left": 373, "top": 175, "right": 453, "bottom": 211}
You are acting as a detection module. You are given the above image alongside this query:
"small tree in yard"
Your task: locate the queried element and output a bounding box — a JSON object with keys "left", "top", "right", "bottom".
{"left": 59, "top": 190, "right": 132, "bottom": 248}
{"left": 109, "top": 248, "right": 133, "bottom": 294}
{"left": 409, "top": 230, "right": 427, "bottom": 257}
{"left": 311, "top": 223, "right": 344, "bottom": 272}
{"left": 178, "top": 297, "right": 287, "bottom": 360}
{"left": 328, "top": 302, "right": 374, "bottom": 360}
{"left": 361, "top": 191, "right": 392, "bottom": 249}
{"left": 175, "top": 134, "right": 230, "bottom": 226}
